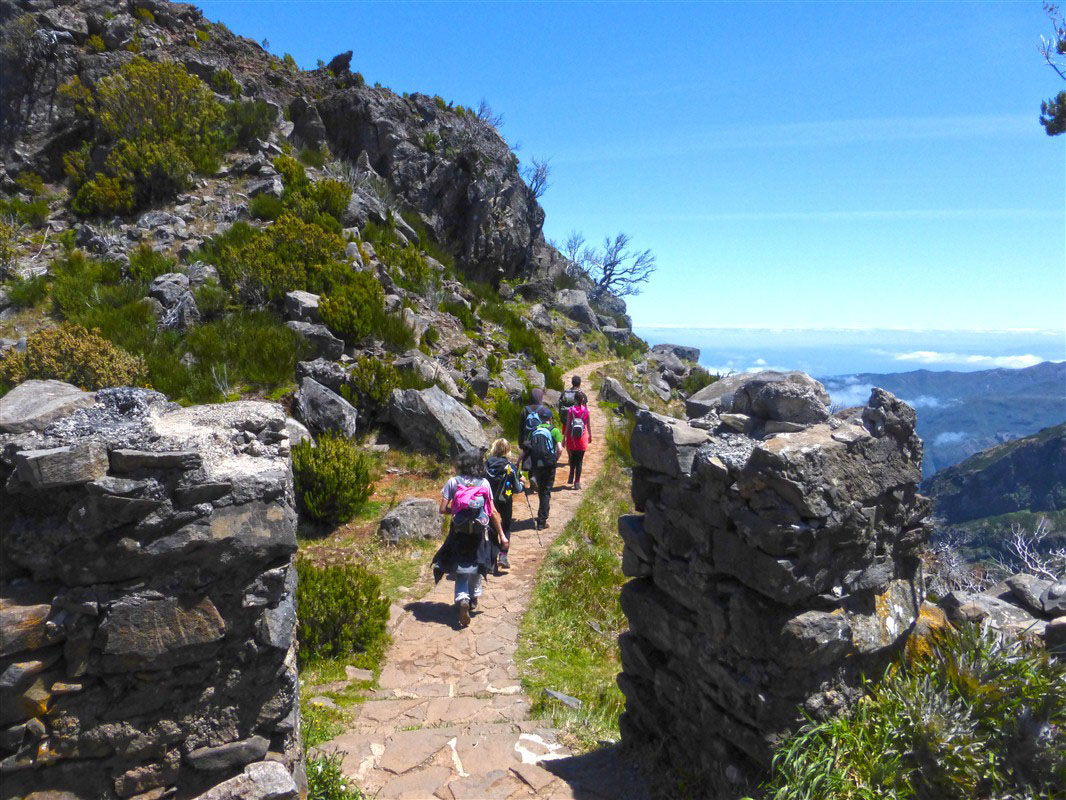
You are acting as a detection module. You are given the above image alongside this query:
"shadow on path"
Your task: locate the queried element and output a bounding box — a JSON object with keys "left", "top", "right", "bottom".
{"left": 543, "top": 744, "right": 652, "bottom": 800}
{"left": 403, "top": 600, "right": 461, "bottom": 630}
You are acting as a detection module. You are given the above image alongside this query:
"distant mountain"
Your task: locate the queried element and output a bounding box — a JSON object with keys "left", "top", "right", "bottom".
{"left": 823, "top": 361, "right": 1066, "bottom": 476}
{"left": 922, "top": 423, "right": 1066, "bottom": 524}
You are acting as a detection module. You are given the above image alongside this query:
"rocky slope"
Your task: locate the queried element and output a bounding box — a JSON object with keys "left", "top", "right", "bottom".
{"left": 923, "top": 422, "right": 1066, "bottom": 525}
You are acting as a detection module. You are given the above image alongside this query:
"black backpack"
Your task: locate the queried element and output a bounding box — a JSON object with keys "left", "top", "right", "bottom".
{"left": 486, "top": 457, "right": 521, "bottom": 503}
{"left": 530, "top": 425, "right": 557, "bottom": 468}
{"left": 559, "top": 388, "right": 578, "bottom": 417}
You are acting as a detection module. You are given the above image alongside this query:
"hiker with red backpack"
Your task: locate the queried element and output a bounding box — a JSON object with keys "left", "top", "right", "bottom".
{"left": 433, "top": 450, "right": 507, "bottom": 628}
{"left": 563, "top": 390, "right": 592, "bottom": 489}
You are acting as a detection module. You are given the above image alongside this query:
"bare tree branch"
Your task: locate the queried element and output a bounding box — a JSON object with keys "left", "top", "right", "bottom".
{"left": 580, "top": 232, "right": 657, "bottom": 298}
{"left": 563, "top": 231, "right": 585, "bottom": 266}
{"left": 475, "top": 99, "right": 504, "bottom": 129}
{"left": 521, "top": 157, "right": 551, "bottom": 199}
{"left": 996, "top": 517, "right": 1066, "bottom": 581}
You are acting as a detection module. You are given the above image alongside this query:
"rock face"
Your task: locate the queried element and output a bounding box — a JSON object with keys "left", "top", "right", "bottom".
{"left": 295, "top": 377, "right": 358, "bottom": 438}
{"left": 0, "top": 380, "right": 96, "bottom": 433}
{"left": 599, "top": 377, "right": 647, "bottom": 416}
{"left": 684, "top": 370, "right": 831, "bottom": 423}
{"left": 617, "top": 375, "right": 930, "bottom": 791}
{"left": 378, "top": 497, "right": 442, "bottom": 544}
{"left": 0, "top": 384, "right": 302, "bottom": 799}
{"left": 651, "top": 343, "right": 700, "bottom": 363}
{"left": 387, "top": 386, "right": 489, "bottom": 456}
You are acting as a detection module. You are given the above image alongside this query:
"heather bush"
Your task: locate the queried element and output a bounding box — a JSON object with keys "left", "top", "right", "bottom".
{"left": 209, "top": 67, "right": 241, "bottom": 99}
{"left": 680, "top": 366, "right": 717, "bottom": 396}
{"left": 319, "top": 272, "right": 385, "bottom": 344}
{"left": 227, "top": 99, "right": 276, "bottom": 148}
{"left": 0, "top": 323, "right": 148, "bottom": 392}
{"left": 126, "top": 243, "right": 174, "bottom": 282}
{"left": 292, "top": 433, "right": 375, "bottom": 525}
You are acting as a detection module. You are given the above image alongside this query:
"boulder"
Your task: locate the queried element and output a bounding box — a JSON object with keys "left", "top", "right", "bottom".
{"left": 393, "top": 350, "right": 460, "bottom": 397}
{"left": 1042, "top": 582, "right": 1066, "bottom": 618}
{"left": 647, "top": 350, "right": 686, "bottom": 375}
{"left": 600, "top": 377, "right": 647, "bottom": 416}
{"left": 186, "top": 736, "right": 270, "bottom": 772}
{"left": 159, "top": 291, "right": 200, "bottom": 331}
{"left": 630, "top": 411, "right": 711, "bottom": 478}
{"left": 378, "top": 498, "right": 441, "bottom": 544}
{"left": 529, "top": 303, "right": 553, "bottom": 331}
{"left": 651, "top": 343, "right": 700, "bottom": 363}
{"left": 326, "top": 50, "right": 353, "bottom": 74}
{"left": 295, "top": 359, "right": 349, "bottom": 394}
{"left": 189, "top": 761, "right": 299, "bottom": 800}
{"left": 15, "top": 444, "right": 108, "bottom": 489}
{"left": 284, "top": 291, "right": 322, "bottom": 324}
{"left": 285, "top": 321, "right": 344, "bottom": 361}
{"left": 148, "top": 273, "right": 190, "bottom": 307}
{"left": 940, "top": 591, "right": 1045, "bottom": 639}
{"left": 554, "top": 290, "right": 599, "bottom": 329}
{"left": 0, "top": 380, "right": 96, "bottom": 433}
{"left": 685, "top": 370, "right": 830, "bottom": 424}
{"left": 387, "top": 386, "right": 489, "bottom": 456}
{"left": 1006, "top": 573, "right": 1052, "bottom": 617}
{"left": 602, "top": 326, "right": 630, "bottom": 344}
{"left": 288, "top": 96, "right": 327, "bottom": 149}
{"left": 294, "top": 378, "right": 358, "bottom": 438}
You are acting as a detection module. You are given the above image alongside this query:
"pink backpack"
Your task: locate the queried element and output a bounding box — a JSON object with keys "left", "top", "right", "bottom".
{"left": 452, "top": 482, "right": 489, "bottom": 533}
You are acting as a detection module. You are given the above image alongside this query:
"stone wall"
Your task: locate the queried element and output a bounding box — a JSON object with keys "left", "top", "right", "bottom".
{"left": 617, "top": 372, "right": 930, "bottom": 794}
{"left": 0, "top": 381, "right": 302, "bottom": 799}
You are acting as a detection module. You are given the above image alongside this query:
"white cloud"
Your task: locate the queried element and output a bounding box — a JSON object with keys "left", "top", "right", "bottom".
{"left": 827, "top": 382, "right": 875, "bottom": 409}
{"left": 893, "top": 351, "right": 1045, "bottom": 369}
{"left": 904, "top": 395, "right": 950, "bottom": 409}
{"left": 934, "top": 431, "right": 971, "bottom": 446}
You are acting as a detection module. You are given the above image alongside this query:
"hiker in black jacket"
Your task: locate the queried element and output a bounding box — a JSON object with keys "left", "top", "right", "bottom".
{"left": 485, "top": 438, "right": 523, "bottom": 571}
{"left": 517, "top": 387, "right": 551, "bottom": 472}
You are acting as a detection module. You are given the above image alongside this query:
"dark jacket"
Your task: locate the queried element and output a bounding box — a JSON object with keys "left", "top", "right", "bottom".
{"left": 485, "top": 456, "right": 522, "bottom": 509}
{"left": 432, "top": 522, "right": 495, "bottom": 581}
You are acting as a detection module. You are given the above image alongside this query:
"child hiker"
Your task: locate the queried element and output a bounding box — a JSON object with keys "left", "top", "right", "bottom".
{"left": 485, "top": 438, "right": 522, "bottom": 571}
{"left": 432, "top": 450, "right": 507, "bottom": 628}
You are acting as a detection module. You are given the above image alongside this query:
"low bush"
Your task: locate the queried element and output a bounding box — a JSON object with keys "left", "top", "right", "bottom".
{"left": 292, "top": 433, "right": 375, "bottom": 524}
{"left": 0, "top": 197, "right": 49, "bottom": 227}
{"left": 305, "top": 752, "right": 364, "bottom": 800}
{"left": 295, "top": 558, "right": 390, "bottom": 665}
{"left": 249, "top": 192, "right": 284, "bottom": 220}
{"left": 440, "top": 298, "right": 476, "bottom": 331}
{"left": 192, "top": 281, "right": 228, "bottom": 320}
{"left": 14, "top": 171, "right": 44, "bottom": 197}
{"left": 752, "top": 623, "right": 1066, "bottom": 800}
{"left": 605, "top": 410, "right": 635, "bottom": 467}
{"left": 5, "top": 274, "right": 49, "bottom": 308}
{"left": 490, "top": 389, "right": 524, "bottom": 437}
{"left": 345, "top": 355, "right": 400, "bottom": 415}
{"left": 227, "top": 99, "right": 276, "bottom": 148}
{"left": 209, "top": 67, "right": 241, "bottom": 99}
{"left": 319, "top": 272, "right": 385, "bottom": 343}
{"left": 126, "top": 243, "right": 174, "bottom": 282}
{"left": 299, "top": 146, "right": 328, "bottom": 168}
{"left": 680, "top": 366, "right": 717, "bottom": 396}
{"left": 0, "top": 323, "right": 148, "bottom": 392}
{"left": 86, "top": 33, "right": 106, "bottom": 52}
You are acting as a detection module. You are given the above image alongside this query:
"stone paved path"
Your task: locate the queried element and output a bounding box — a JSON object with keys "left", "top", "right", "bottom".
{"left": 317, "top": 362, "right": 649, "bottom": 800}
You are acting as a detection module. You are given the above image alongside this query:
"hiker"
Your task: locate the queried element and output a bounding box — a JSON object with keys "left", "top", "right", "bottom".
{"left": 529, "top": 407, "right": 563, "bottom": 530}
{"left": 433, "top": 450, "right": 507, "bottom": 628}
{"left": 517, "top": 387, "right": 551, "bottom": 470}
{"left": 558, "top": 375, "right": 582, "bottom": 433}
{"left": 485, "top": 438, "right": 523, "bottom": 571}
{"left": 564, "top": 390, "right": 592, "bottom": 489}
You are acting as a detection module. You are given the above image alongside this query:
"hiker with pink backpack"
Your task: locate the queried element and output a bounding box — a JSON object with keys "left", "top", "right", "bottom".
{"left": 432, "top": 450, "right": 507, "bottom": 628}
{"left": 563, "top": 391, "right": 592, "bottom": 489}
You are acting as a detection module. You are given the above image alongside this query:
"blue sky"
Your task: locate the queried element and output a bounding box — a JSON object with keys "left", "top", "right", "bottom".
{"left": 197, "top": 1, "right": 1065, "bottom": 333}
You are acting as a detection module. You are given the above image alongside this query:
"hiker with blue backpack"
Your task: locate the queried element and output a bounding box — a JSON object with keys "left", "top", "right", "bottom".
{"left": 563, "top": 390, "right": 592, "bottom": 489}
{"left": 433, "top": 450, "right": 507, "bottom": 628}
{"left": 528, "top": 407, "right": 563, "bottom": 530}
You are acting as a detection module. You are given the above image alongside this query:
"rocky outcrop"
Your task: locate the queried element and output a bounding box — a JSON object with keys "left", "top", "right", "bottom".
{"left": 377, "top": 497, "right": 441, "bottom": 544}
{"left": 936, "top": 574, "right": 1065, "bottom": 652}
{"left": 599, "top": 377, "right": 647, "bottom": 416}
{"left": 0, "top": 384, "right": 302, "bottom": 799}
{"left": 0, "top": 380, "right": 96, "bottom": 433}
{"left": 651, "top": 343, "right": 700, "bottom": 363}
{"left": 294, "top": 376, "right": 359, "bottom": 438}
{"left": 387, "top": 386, "right": 489, "bottom": 457}
{"left": 617, "top": 375, "right": 930, "bottom": 792}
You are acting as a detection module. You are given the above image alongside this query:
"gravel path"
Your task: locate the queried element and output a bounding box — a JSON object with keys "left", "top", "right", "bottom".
{"left": 316, "top": 361, "right": 650, "bottom": 799}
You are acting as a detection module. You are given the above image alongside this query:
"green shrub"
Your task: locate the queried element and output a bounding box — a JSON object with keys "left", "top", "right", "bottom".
{"left": 73, "top": 58, "right": 227, "bottom": 216}
{"left": 209, "top": 68, "right": 241, "bottom": 99}
{"left": 605, "top": 410, "right": 635, "bottom": 467}
{"left": 376, "top": 310, "right": 416, "bottom": 351}
{"left": 295, "top": 557, "right": 389, "bottom": 664}
{"left": 305, "top": 752, "right": 364, "bottom": 800}
{"left": 133, "top": 7, "right": 155, "bottom": 24}
{"left": 86, "top": 33, "right": 106, "bottom": 53}
{"left": 680, "top": 366, "right": 717, "bottom": 396}
{"left": 192, "top": 281, "right": 228, "bottom": 321}
{"left": 126, "top": 243, "right": 174, "bottom": 282}
{"left": 345, "top": 356, "right": 399, "bottom": 414}
{"left": 4, "top": 274, "right": 48, "bottom": 307}
{"left": 226, "top": 99, "right": 275, "bottom": 148}
{"left": 312, "top": 179, "right": 350, "bottom": 220}
{"left": 292, "top": 433, "right": 375, "bottom": 524}
{"left": 213, "top": 213, "right": 347, "bottom": 303}
{"left": 490, "top": 388, "right": 523, "bottom": 436}
{"left": 0, "top": 220, "right": 15, "bottom": 278}
{"left": 299, "top": 146, "right": 327, "bottom": 168}
{"left": 0, "top": 197, "right": 49, "bottom": 227}
{"left": 422, "top": 326, "right": 440, "bottom": 349}
{"left": 249, "top": 192, "right": 284, "bottom": 220}
{"left": 14, "top": 171, "right": 44, "bottom": 197}
{"left": 0, "top": 323, "right": 148, "bottom": 392}
{"left": 319, "top": 272, "right": 385, "bottom": 344}
{"left": 753, "top": 623, "right": 1066, "bottom": 800}
{"left": 440, "top": 298, "right": 476, "bottom": 331}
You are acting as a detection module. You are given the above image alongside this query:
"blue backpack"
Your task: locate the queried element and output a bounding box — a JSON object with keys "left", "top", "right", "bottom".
{"left": 530, "top": 425, "right": 557, "bottom": 468}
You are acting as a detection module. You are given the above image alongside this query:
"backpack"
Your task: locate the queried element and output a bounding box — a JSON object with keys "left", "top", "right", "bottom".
{"left": 451, "top": 481, "right": 488, "bottom": 535}
{"left": 530, "top": 425, "right": 557, "bottom": 468}
{"left": 520, "top": 406, "right": 542, "bottom": 447}
{"left": 486, "top": 457, "right": 521, "bottom": 504}
{"left": 568, "top": 407, "right": 585, "bottom": 440}
{"left": 559, "top": 388, "right": 578, "bottom": 416}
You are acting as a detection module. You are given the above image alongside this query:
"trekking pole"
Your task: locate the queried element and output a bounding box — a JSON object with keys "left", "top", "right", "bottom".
{"left": 523, "top": 489, "right": 542, "bottom": 546}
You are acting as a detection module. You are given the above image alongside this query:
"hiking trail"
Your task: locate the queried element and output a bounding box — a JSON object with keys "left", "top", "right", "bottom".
{"left": 315, "top": 361, "right": 650, "bottom": 799}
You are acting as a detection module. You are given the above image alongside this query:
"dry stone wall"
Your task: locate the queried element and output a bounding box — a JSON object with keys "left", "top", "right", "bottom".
{"left": 0, "top": 381, "right": 302, "bottom": 800}
{"left": 617, "top": 372, "right": 930, "bottom": 793}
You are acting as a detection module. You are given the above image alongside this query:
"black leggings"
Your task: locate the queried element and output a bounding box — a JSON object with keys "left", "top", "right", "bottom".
{"left": 568, "top": 449, "right": 586, "bottom": 482}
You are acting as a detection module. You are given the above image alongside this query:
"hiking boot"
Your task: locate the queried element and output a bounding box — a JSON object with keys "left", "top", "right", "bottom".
{"left": 537, "top": 521, "right": 550, "bottom": 530}
{"left": 457, "top": 599, "right": 470, "bottom": 628}
{"left": 470, "top": 597, "right": 478, "bottom": 611}
{"left": 498, "top": 552, "right": 510, "bottom": 569}
{"left": 574, "top": 482, "right": 581, "bottom": 490}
